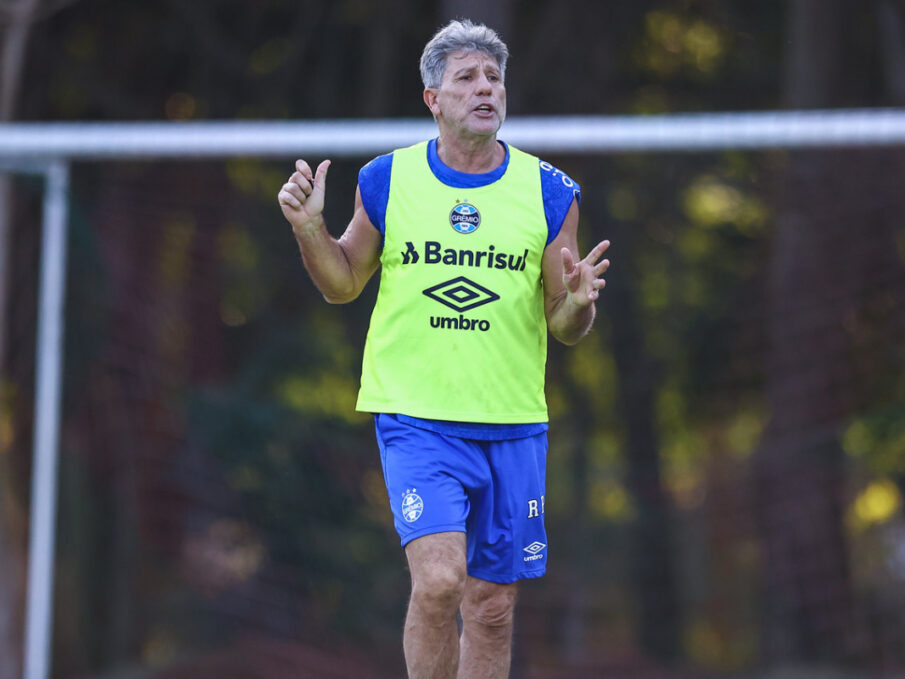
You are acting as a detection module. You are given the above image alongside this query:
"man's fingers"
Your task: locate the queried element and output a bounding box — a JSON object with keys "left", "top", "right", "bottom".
{"left": 285, "top": 179, "right": 310, "bottom": 204}
{"left": 583, "top": 239, "right": 611, "bottom": 265}
{"left": 288, "top": 171, "right": 313, "bottom": 195}
{"left": 593, "top": 258, "right": 611, "bottom": 276}
{"left": 292, "top": 160, "right": 318, "bottom": 195}
{"left": 280, "top": 195, "right": 301, "bottom": 211}
{"left": 295, "top": 159, "right": 312, "bottom": 177}
{"left": 279, "top": 184, "right": 303, "bottom": 209}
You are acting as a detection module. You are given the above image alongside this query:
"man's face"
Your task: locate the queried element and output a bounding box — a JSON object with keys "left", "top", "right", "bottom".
{"left": 424, "top": 50, "right": 507, "bottom": 140}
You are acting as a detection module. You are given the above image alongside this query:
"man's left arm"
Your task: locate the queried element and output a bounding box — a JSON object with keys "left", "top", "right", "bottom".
{"left": 542, "top": 199, "right": 611, "bottom": 346}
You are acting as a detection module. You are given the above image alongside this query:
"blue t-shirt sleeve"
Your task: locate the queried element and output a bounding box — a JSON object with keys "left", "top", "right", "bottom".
{"left": 358, "top": 152, "right": 394, "bottom": 234}
{"left": 539, "top": 160, "right": 581, "bottom": 244}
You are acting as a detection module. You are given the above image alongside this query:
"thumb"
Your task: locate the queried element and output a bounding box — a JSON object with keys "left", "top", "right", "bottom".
{"left": 313, "top": 159, "right": 331, "bottom": 190}
{"left": 561, "top": 247, "right": 576, "bottom": 276}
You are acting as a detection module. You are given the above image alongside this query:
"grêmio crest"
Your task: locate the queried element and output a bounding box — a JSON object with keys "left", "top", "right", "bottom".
{"left": 449, "top": 201, "right": 481, "bottom": 234}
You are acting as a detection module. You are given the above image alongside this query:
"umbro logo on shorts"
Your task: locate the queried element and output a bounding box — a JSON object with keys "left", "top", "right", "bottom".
{"left": 523, "top": 541, "right": 546, "bottom": 562}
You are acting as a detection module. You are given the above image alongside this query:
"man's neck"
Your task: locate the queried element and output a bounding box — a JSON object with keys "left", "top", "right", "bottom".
{"left": 435, "top": 133, "right": 504, "bottom": 174}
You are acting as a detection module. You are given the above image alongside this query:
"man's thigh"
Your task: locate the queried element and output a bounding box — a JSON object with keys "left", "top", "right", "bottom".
{"left": 375, "top": 414, "right": 548, "bottom": 584}
{"left": 466, "top": 434, "right": 548, "bottom": 583}
{"left": 375, "top": 414, "right": 486, "bottom": 546}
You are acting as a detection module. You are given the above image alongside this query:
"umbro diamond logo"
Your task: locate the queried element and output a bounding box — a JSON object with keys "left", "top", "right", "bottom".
{"left": 523, "top": 541, "right": 546, "bottom": 562}
{"left": 423, "top": 277, "right": 500, "bottom": 313}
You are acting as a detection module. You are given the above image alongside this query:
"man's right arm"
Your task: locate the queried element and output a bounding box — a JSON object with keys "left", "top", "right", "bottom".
{"left": 278, "top": 159, "right": 383, "bottom": 304}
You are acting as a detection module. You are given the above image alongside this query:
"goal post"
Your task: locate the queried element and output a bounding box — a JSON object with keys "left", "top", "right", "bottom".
{"left": 0, "top": 159, "right": 68, "bottom": 679}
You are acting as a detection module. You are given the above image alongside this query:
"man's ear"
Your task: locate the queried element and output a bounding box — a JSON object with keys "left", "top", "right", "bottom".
{"left": 423, "top": 88, "right": 440, "bottom": 117}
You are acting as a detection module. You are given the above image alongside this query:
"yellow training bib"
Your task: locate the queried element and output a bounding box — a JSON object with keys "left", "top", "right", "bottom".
{"left": 356, "top": 141, "right": 549, "bottom": 423}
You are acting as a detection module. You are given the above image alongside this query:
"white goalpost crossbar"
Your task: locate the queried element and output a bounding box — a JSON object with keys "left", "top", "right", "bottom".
{"left": 2, "top": 108, "right": 905, "bottom": 679}
{"left": 3, "top": 109, "right": 905, "bottom": 159}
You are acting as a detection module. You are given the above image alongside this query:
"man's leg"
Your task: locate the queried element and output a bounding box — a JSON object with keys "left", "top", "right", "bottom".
{"left": 457, "top": 576, "right": 518, "bottom": 679}
{"left": 403, "top": 531, "right": 468, "bottom": 679}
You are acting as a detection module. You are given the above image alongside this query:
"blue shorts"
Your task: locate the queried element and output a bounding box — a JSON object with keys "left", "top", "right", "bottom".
{"left": 374, "top": 413, "right": 548, "bottom": 584}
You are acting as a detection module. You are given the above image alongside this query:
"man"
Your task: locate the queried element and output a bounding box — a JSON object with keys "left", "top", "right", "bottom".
{"left": 278, "top": 19, "right": 610, "bottom": 679}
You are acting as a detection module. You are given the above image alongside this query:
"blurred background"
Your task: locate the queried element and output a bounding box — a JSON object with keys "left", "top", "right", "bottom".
{"left": 2, "top": 0, "right": 905, "bottom": 677}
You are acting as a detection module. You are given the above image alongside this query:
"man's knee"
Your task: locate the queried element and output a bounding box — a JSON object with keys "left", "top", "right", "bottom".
{"left": 409, "top": 563, "right": 467, "bottom": 621}
{"left": 406, "top": 533, "right": 468, "bottom": 616}
{"left": 461, "top": 580, "right": 518, "bottom": 632}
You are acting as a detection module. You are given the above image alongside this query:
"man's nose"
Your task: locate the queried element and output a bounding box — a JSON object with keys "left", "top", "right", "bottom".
{"left": 474, "top": 73, "right": 492, "bottom": 93}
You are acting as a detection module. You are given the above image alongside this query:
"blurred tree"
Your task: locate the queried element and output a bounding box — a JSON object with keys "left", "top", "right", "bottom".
{"left": 879, "top": 0, "right": 905, "bottom": 103}
{"left": 753, "top": 0, "right": 893, "bottom": 665}
{"left": 441, "top": 0, "right": 513, "bottom": 38}
{"left": 361, "top": 0, "right": 408, "bottom": 116}
{"left": 0, "top": 0, "right": 41, "bottom": 380}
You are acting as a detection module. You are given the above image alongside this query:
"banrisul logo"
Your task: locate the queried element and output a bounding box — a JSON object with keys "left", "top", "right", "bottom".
{"left": 400, "top": 241, "right": 528, "bottom": 272}
{"left": 449, "top": 202, "right": 481, "bottom": 234}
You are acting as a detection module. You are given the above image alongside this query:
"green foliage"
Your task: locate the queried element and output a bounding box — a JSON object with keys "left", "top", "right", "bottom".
{"left": 184, "top": 292, "right": 402, "bottom": 636}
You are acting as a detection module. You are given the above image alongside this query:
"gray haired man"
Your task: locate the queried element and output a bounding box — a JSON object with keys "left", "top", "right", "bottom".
{"left": 279, "top": 19, "right": 610, "bottom": 678}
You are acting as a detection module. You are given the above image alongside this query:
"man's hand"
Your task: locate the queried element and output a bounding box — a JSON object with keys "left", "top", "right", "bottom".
{"left": 561, "top": 239, "right": 611, "bottom": 307}
{"left": 278, "top": 159, "right": 331, "bottom": 233}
